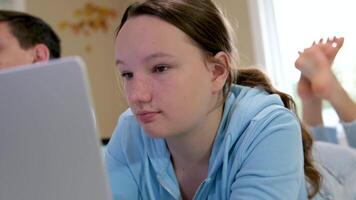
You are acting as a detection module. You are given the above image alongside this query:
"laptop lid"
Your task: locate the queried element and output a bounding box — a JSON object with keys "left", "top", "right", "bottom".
{"left": 0, "top": 57, "right": 112, "bottom": 200}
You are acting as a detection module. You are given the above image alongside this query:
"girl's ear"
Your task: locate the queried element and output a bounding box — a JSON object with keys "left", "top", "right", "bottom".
{"left": 208, "top": 51, "right": 230, "bottom": 93}
{"left": 32, "top": 44, "right": 50, "bottom": 63}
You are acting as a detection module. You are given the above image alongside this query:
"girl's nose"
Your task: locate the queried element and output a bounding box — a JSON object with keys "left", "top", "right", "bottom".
{"left": 126, "top": 76, "right": 152, "bottom": 104}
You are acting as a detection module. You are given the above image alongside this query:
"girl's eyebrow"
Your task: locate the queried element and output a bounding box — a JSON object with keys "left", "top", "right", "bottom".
{"left": 143, "top": 52, "right": 174, "bottom": 62}
{"left": 115, "top": 59, "right": 125, "bottom": 66}
{"left": 116, "top": 52, "right": 174, "bottom": 66}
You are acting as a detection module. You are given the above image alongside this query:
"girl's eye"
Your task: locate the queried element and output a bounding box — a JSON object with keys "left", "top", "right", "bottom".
{"left": 121, "top": 72, "right": 133, "bottom": 80}
{"left": 152, "top": 65, "right": 169, "bottom": 73}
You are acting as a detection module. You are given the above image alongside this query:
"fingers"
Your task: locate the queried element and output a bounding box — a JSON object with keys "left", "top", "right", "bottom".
{"left": 318, "top": 38, "right": 323, "bottom": 44}
{"left": 296, "top": 36, "right": 343, "bottom": 72}
{"left": 312, "top": 36, "right": 344, "bottom": 48}
{"left": 308, "top": 36, "right": 343, "bottom": 47}
{"left": 300, "top": 36, "right": 344, "bottom": 63}
{"left": 333, "top": 37, "right": 344, "bottom": 50}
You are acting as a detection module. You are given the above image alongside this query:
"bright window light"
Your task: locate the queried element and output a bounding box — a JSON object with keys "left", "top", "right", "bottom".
{"left": 249, "top": 0, "right": 356, "bottom": 126}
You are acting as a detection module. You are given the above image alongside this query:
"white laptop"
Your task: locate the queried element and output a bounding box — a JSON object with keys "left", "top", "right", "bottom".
{"left": 0, "top": 57, "right": 112, "bottom": 200}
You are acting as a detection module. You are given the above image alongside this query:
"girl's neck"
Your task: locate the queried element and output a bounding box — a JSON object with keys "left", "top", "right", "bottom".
{"left": 166, "top": 103, "right": 224, "bottom": 167}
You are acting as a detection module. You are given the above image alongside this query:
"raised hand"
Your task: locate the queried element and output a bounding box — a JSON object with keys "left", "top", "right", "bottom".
{"left": 295, "top": 37, "right": 344, "bottom": 100}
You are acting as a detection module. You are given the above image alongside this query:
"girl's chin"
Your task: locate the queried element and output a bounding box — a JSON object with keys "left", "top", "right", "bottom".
{"left": 142, "top": 126, "right": 162, "bottom": 137}
{"left": 142, "top": 126, "right": 170, "bottom": 139}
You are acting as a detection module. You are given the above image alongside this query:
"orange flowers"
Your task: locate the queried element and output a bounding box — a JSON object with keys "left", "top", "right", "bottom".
{"left": 58, "top": 2, "right": 118, "bottom": 36}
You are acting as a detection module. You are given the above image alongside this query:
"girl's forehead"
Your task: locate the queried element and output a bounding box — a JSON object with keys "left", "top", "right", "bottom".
{"left": 116, "top": 15, "right": 190, "bottom": 44}
{"left": 115, "top": 16, "right": 205, "bottom": 61}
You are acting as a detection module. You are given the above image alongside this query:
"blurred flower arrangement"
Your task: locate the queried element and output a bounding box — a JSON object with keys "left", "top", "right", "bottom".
{"left": 58, "top": 2, "right": 118, "bottom": 52}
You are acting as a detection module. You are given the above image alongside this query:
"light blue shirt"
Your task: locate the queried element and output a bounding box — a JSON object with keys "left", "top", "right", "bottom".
{"left": 105, "top": 85, "right": 306, "bottom": 199}
{"left": 311, "top": 120, "right": 356, "bottom": 148}
{"left": 310, "top": 120, "right": 356, "bottom": 199}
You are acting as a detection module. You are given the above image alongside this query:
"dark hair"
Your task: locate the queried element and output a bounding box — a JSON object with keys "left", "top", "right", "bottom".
{"left": 0, "top": 10, "right": 61, "bottom": 59}
{"left": 116, "top": 0, "right": 321, "bottom": 197}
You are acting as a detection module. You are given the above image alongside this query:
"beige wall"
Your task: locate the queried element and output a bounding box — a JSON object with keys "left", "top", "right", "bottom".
{"left": 27, "top": 0, "right": 255, "bottom": 138}
{"left": 215, "top": 0, "right": 255, "bottom": 67}
{"left": 27, "top": 0, "right": 129, "bottom": 138}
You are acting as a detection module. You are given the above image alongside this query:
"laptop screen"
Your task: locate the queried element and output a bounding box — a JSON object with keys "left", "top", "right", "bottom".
{"left": 0, "top": 57, "right": 112, "bottom": 200}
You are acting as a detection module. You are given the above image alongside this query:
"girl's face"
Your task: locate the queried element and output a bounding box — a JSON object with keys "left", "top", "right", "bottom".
{"left": 115, "top": 15, "right": 226, "bottom": 138}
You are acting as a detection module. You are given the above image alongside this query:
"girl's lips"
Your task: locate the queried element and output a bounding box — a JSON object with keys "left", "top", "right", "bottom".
{"left": 136, "top": 111, "right": 159, "bottom": 123}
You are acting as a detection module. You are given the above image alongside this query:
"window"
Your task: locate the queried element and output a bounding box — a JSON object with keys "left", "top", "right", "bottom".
{"left": 248, "top": 0, "right": 356, "bottom": 127}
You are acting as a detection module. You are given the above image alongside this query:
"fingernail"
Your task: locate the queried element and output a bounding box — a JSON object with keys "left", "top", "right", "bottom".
{"left": 332, "top": 42, "right": 337, "bottom": 48}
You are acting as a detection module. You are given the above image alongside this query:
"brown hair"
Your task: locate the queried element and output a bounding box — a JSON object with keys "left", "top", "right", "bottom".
{"left": 116, "top": 0, "right": 321, "bottom": 197}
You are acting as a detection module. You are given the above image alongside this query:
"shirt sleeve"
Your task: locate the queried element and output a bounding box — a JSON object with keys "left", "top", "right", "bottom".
{"left": 105, "top": 148, "right": 140, "bottom": 200}
{"left": 341, "top": 120, "right": 356, "bottom": 148}
{"left": 230, "top": 109, "right": 305, "bottom": 200}
{"left": 104, "top": 116, "right": 140, "bottom": 200}
{"left": 309, "top": 126, "right": 339, "bottom": 144}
